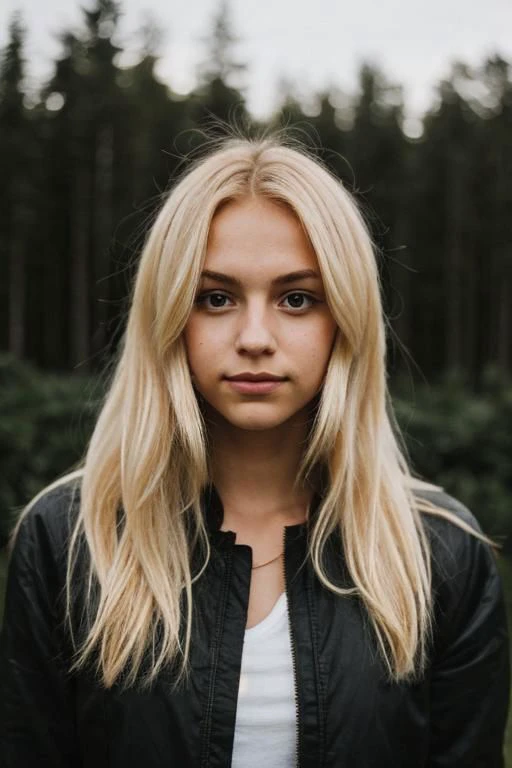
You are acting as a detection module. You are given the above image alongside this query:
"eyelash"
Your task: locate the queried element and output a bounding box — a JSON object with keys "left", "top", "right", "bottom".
{"left": 194, "top": 291, "right": 320, "bottom": 312}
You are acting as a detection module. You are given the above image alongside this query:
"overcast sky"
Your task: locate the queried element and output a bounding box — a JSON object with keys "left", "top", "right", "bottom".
{"left": 1, "top": 0, "right": 512, "bottom": 121}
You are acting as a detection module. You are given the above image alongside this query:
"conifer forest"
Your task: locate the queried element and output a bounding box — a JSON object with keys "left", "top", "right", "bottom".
{"left": 1, "top": 1, "right": 512, "bottom": 556}
{"left": 1, "top": 0, "right": 511, "bottom": 385}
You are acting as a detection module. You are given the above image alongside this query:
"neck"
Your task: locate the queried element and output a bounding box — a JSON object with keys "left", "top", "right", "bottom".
{"left": 207, "top": 411, "right": 317, "bottom": 529}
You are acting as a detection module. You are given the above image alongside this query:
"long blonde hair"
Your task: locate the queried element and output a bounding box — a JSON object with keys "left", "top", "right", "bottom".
{"left": 16, "top": 135, "right": 498, "bottom": 690}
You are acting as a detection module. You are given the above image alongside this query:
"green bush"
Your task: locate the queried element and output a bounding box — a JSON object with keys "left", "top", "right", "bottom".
{"left": 392, "top": 369, "right": 512, "bottom": 550}
{"left": 1, "top": 355, "right": 511, "bottom": 550}
{"left": 0, "top": 354, "right": 100, "bottom": 544}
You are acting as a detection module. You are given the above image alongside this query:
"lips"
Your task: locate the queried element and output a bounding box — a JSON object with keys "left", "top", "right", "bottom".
{"left": 225, "top": 377, "right": 285, "bottom": 394}
{"left": 225, "top": 373, "right": 286, "bottom": 382}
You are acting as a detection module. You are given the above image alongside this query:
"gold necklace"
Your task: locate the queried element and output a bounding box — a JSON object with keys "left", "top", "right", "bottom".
{"left": 252, "top": 551, "right": 284, "bottom": 570}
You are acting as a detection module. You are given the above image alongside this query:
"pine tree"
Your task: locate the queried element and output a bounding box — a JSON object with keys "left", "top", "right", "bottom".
{"left": 190, "top": 0, "right": 248, "bottom": 131}
{"left": 0, "top": 14, "right": 30, "bottom": 359}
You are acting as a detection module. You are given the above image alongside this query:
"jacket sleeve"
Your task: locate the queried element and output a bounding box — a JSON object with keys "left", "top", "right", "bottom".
{"left": 0, "top": 492, "right": 79, "bottom": 766}
{"left": 427, "top": 505, "right": 510, "bottom": 767}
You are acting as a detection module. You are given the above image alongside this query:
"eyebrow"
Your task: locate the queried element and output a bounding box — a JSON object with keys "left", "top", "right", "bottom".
{"left": 199, "top": 269, "right": 321, "bottom": 287}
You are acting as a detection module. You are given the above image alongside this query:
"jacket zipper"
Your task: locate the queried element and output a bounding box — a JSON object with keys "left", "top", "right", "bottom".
{"left": 200, "top": 545, "right": 233, "bottom": 768}
{"left": 283, "top": 526, "right": 301, "bottom": 768}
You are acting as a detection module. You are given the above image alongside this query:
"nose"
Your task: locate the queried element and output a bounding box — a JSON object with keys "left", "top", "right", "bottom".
{"left": 235, "top": 302, "right": 276, "bottom": 356}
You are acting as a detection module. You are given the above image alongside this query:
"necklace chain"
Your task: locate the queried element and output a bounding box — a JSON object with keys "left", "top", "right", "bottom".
{"left": 252, "top": 550, "right": 284, "bottom": 570}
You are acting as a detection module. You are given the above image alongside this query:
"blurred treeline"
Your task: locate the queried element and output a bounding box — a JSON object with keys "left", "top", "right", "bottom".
{"left": 0, "top": 0, "right": 511, "bottom": 546}
{"left": 1, "top": 0, "right": 511, "bottom": 383}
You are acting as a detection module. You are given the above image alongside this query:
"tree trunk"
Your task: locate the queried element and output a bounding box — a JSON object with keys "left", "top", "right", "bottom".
{"left": 92, "top": 122, "right": 114, "bottom": 359}
{"left": 8, "top": 222, "right": 25, "bottom": 358}
{"left": 445, "top": 150, "right": 465, "bottom": 373}
{"left": 497, "top": 250, "right": 511, "bottom": 372}
{"left": 70, "top": 159, "right": 91, "bottom": 370}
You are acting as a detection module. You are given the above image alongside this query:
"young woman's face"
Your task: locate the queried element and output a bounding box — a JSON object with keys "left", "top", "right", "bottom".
{"left": 183, "top": 196, "right": 338, "bottom": 432}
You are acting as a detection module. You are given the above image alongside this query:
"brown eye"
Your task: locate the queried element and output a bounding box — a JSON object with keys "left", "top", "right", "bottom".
{"left": 195, "top": 292, "right": 232, "bottom": 309}
{"left": 282, "top": 292, "right": 317, "bottom": 310}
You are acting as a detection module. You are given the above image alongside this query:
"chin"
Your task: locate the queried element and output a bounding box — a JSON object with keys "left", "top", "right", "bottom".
{"left": 222, "top": 406, "right": 301, "bottom": 432}
{"left": 235, "top": 420, "right": 285, "bottom": 432}
{"left": 200, "top": 398, "right": 308, "bottom": 432}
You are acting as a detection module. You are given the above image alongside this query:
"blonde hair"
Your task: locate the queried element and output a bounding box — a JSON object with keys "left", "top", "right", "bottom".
{"left": 15, "top": 135, "right": 498, "bottom": 690}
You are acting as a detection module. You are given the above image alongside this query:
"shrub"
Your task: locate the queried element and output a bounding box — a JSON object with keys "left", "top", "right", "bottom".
{"left": 392, "top": 369, "right": 512, "bottom": 550}
{"left": 0, "top": 355, "right": 100, "bottom": 544}
{"left": 1, "top": 355, "right": 511, "bottom": 551}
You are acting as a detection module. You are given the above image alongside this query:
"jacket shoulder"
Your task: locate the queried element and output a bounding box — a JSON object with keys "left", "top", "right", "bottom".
{"left": 413, "top": 488, "right": 507, "bottom": 655}
{"left": 414, "top": 486, "right": 482, "bottom": 532}
{"left": 413, "top": 487, "right": 488, "bottom": 572}
{"left": 10, "top": 476, "right": 82, "bottom": 568}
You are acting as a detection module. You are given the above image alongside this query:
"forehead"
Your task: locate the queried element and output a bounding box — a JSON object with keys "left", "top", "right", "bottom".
{"left": 204, "top": 196, "right": 319, "bottom": 276}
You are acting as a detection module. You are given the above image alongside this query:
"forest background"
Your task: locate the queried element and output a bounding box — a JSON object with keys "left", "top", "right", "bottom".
{"left": 0, "top": 0, "right": 512, "bottom": 755}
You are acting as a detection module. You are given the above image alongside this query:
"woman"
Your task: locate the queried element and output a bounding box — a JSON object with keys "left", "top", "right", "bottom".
{"left": 0, "top": 136, "right": 509, "bottom": 767}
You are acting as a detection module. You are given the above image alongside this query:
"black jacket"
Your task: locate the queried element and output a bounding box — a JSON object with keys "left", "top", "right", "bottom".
{"left": 0, "top": 481, "right": 510, "bottom": 767}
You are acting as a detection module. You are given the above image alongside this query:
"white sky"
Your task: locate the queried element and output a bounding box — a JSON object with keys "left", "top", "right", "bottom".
{"left": 1, "top": 0, "right": 512, "bottom": 120}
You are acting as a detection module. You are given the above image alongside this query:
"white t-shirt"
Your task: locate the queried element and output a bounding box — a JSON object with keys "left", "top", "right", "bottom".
{"left": 231, "top": 592, "right": 297, "bottom": 768}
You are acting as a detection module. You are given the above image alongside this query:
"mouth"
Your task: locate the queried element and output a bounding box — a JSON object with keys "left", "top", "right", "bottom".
{"left": 224, "top": 376, "right": 286, "bottom": 394}
{"left": 225, "top": 373, "right": 287, "bottom": 382}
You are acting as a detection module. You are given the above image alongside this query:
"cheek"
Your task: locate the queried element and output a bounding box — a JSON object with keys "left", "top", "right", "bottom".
{"left": 185, "top": 316, "right": 222, "bottom": 346}
{"left": 292, "top": 319, "right": 337, "bottom": 360}
{"left": 183, "top": 322, "right": 202, "bottom": 372}
{"left": 295, "top": 321, "right": 337, "bottom": 389}
{"left": 183, "top": 320, "right": 221, "bottom": 380}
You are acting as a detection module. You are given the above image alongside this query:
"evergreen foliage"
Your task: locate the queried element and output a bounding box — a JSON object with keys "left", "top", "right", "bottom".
{"left": 1, "top": 1, "right": 510, "bottom": 385}
{"left": 0, "top": 0, "right": 511, "bottom": 552}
